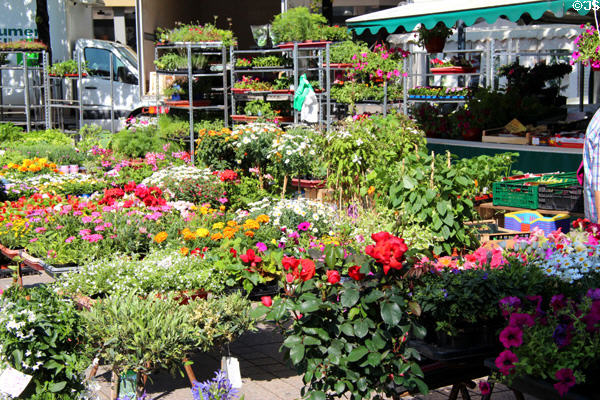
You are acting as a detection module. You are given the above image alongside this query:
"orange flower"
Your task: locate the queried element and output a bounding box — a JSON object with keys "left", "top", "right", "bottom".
{"left": 219, "top": 205, "right": 226, "bottom": 212}
{"left": 243, "top": 219, "right": 260, "bottom": 231}
{"left": 154, "top": 231, "right": 168, "bottom": 243}
{"left": 256, "top": 214, "right": 270, "bottom": 224}
{"left": 211, "top": 232, "right": 224, "bottom": 241}
{"left": 367, "top": 186, "right": 375, "bottom": 195}
{"left": 245, "top": 230, "right": 255, "bottom": 238}
{"left": 180, "top": 247, "right": 189, "bottom": 256}
{"left": 223, "top": 226, "right": 237, "bottom": 239}
{"left": 181, "top": 228, "right": 196, "bottom": 241}
{"left": 227, "top": 220, "right": 238, "bottom": 227}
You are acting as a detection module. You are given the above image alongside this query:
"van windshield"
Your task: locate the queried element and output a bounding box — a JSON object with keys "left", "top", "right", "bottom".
{"left": 115, "top": 45, "right": 137, "bottom": 69}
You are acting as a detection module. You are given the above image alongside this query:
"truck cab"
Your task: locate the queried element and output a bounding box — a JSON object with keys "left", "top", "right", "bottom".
{"left": 75, "top": 39, "right": 146, "bottom": 129}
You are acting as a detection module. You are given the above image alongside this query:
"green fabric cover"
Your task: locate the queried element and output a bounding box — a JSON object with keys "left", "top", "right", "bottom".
{"left": 348, "top": 1, "right": 589, "bottom": 35}
{"left": 293, "top": 74, "right": 313, "bottom": 111}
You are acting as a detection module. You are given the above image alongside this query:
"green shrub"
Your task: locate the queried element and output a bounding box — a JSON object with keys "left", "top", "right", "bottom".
{"left": 271, "top": 7, "right": 327, "bottom": 44}
{"left": 111, "top": 127, "right": 167, "bottom": 158}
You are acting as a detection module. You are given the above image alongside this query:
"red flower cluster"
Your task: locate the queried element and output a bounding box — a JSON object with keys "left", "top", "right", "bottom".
{"left": 240, "top": 249, "right": 262, "bottom": 267}
{"left": 348, "top": 265, "right": 365, "bottom": 281}
{"left": 282, "top": 256, "right": 315, "bottom": 282}
{"left": 365, "top": 232, "right": 408, "bottom": 275}
{"left": 218, "top": 170, "right": 238, "bottom": 182}
{"left": 99, "top": 183, "right": 166, "bottom": 207}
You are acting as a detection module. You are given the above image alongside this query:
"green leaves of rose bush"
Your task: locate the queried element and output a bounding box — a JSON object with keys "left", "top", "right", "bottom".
{"left": 254, "top": 273, "right": 427, "bottom": 399}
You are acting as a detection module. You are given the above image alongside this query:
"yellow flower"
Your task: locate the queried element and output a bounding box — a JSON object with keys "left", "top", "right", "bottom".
{"left": 181, "top": 228, "right": 196, "bottom": 241}
{"left": 223, "top": 226, "right": 238, "bottom": 239}
{"left": 227, "top": 220, "right": 238, "bottom": 227}
{"left": 196, "top": 228, "right": 210, "bottom": 238}
{"left": 245, "top": 231, "right": 255, "bottom": 238}
{"left": 154, "top": 231, "right": 168, "bottom": 243}
{"left": 22, "top": 159, "right": 32, "bottom": 167}
{"left": 367, "top": 186, "right": 375, "bottom": 195}
{"left": 211, "top": 232, "right": 224, "bottom": 241}
{"left": 256, "top": 214, "right": 270, "bottom": 224}
{"left": 199, "top": 206, "right": 209, "bottom": 215}
{"left": 243, "top": 219, "right": 260, "bottom": 231}
{"left": 212, "top": 222, "right": 225, "bottom": 230}
{"left": 219, "top": 205, "right": 226, "bottom": 212}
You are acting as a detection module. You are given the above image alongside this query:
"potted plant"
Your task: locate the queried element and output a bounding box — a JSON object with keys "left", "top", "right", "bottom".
{"left": 430, "top": 56, "right": 475, "bottom": 74}
{"left": 270, "top": 7, "right": 346, "bottom": 47}
{"left": 572, "top": 23, "right": 600, "bottom": 69}
{"left": 416, "top": 22, "right": 453, "bottom": 54}
{"left": 48, "top": 60, "right": 88, "bottom": 77}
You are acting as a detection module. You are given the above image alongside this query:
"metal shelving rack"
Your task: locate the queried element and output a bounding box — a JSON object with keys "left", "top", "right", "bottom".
{"left": 47, "top": 51, "right": 86, "bottom": 133}
{"left": 402, "top": 48, "right": 492, "bottom": 115}
{"left": 230, "top": 43, "right": 332, "bottom": 131}
{"left": 154, "top": 42, "right": 230, "bottom": 163}
{"left": 0, "top": 49, "right": 49, "bottom": 132}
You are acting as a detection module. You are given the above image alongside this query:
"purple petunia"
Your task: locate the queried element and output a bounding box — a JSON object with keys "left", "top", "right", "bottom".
{"left": 499, "top": 326, "right": 523, "bottom": 348}
{"left": 297, "top": 222, "right": 311, "bottom": 231}
{"left": 554, "top": 368, "right": 576, "bottom": 396}
{"left": 495, "top": 350, "right": 518, "bottom": 376}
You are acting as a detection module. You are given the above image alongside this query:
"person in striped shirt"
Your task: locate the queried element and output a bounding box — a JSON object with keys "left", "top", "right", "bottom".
{"left": 584, "top": 109, "right": 600, "bottom": 223}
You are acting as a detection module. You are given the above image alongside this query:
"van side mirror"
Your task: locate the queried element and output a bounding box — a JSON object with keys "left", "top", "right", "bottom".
{"left": 117, "top": 66, "right": 138, "bottom": 85}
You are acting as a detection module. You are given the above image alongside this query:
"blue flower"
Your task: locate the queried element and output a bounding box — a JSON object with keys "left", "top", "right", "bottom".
{"left": 192, "top": 370, "right": 239, "bottom": 400}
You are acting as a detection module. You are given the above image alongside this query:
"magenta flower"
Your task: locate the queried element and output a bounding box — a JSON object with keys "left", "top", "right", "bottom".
{"left": 554, "top": 368, "right": 576, "bottom": 396}
{"left": 509, "top": 313, "right": 535, "bottom": 329}
{"left": 297, "top": 222, "right": 310, "bottom": 231}
{"left": 499, "top": 296, "right": 521, "bottom": 317}
{"left": 84, "top": 234, "right": 103, "bottom": 243}
{"left": 34, "top": 227, "right": 46, "bottom": 233}
{"left": 81, "top": 216, "right": 93, "bottom": 223}
{"left": 56, "top": 225, "right": 64, "bottom": 230}
{"left": 499, "top": 326, "right": 523, "bottom": 348}
{"left": 94, "top": 225, "right": 105, "bottom": 232}
{"left": 479, "top": 381, "right": 491, "bottom": 395}
{"left": 495, "top": 350, "right": 518, "bottom": 375}
{"left": 79, "top": 229, "right": 91, "bottom": 236}
{"left": 550, "top": 294, "right": 566, "bottom": 311}
{"left": 586, "top": 288, "right": 600, "bottom": 301}
{"left": 218, "top": 197, "right": 228, "bottom": 204}
{"left": 256, "top": 242, "right": 267, "bottom": 252}
{"left": 29, "top": 238, "right": 38, "bottom": 243}
{"left": 65, "top": 236, "right": 76, "bottom": 243}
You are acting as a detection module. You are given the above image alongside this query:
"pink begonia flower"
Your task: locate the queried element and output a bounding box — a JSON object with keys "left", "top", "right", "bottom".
{"left": 29, "top": 238, "right": 38, "bottom": 243}
{"left": 94, "top": 225, "right": 106, "bottom": 232}
{"left": 81, "top": 216, "right": 93, "bottom": 223}
{"left": 65, "top": 236, "right": 76, "bottom": 243}
{"left": 34, "top": 227, "right": 46, "bottom": 233}
{"left": 56, "top": 225, "right": 64, "bottom": 229}
{"left": 84, "top": 234, "right": 103, "bottom": 243}
{"left": 79, "top": 229, "right": 91, "bottom": 236}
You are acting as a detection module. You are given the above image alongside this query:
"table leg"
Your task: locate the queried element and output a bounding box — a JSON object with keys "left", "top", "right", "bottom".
{"left": 183, "top": 357, "right": 197, "bottom": 386}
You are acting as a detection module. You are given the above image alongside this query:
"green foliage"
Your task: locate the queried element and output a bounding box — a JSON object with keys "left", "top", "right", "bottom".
{"left": 195, "top": 126, "right": 236, "bottom": 169}
{"left": 330, "top": 41, "right": 369, "bottom": 64}
{"left": 412, "top": 260, "right": 550, "bottom": 336}
{"left": 270, "top": 7, "right": 328, "bottom": 44}
{"left": 225, "top": 175, "right": 271, "bottom": 210}
{"left": 254, "top": 245, "right": 427, "bottom": 399}
{"left": 190, "top": 292, "right": 256, "bottom": 351}
{"left": 243, "top": 100, "right": 277, "bottom": 119}
{"left": 453, "top": 152, "right": 521, "bottom": 195}
{"left": 0, "top": 122, "right": 24, "bottom": 144}
{"left": 0, "top": 285, "right": 90, "bottom": 396}
{"left": 82, "top": 292, "right": 198, "bottom": 376}
{"left": 111, "top": 127, "right": 167, "bottom": 158}
{"left": 0, "top": 144, "right": 85, "bottom": 166}
{"left": 154, "top": 52, "right": 207, "bottom": 71}
{"left": 48, "top": 60, "right": 87, "bottom": 76}
{"left": 77, "top": 124, "right": 112, "bottom": 154}
{"left": 157, "top": 22, "right": 236, "bottom": 47}
{"left": 251, "top": 55, "right": 286, "bottom": 67}
{"left": 416, "top": 22, "right": 453, "bottom": 48}
{"left": 325, "top": 112, "right": 425, "bottom": 204}
{"left": 388, "top": 151, "right": 478, "bottom": 256}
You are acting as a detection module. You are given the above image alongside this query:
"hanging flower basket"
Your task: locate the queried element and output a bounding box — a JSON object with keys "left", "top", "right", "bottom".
{"left": 424, "top": 36, "right": 447, "bottom": 53}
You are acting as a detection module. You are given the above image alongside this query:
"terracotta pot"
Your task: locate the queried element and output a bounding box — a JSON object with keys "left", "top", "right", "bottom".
{"left": 424, "top": 36, "right": 446, "bottom": 53}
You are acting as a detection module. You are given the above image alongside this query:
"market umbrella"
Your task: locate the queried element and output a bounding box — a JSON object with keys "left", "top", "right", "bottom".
{"left": 346, "top": 0, "right": 592, "bottom": 35}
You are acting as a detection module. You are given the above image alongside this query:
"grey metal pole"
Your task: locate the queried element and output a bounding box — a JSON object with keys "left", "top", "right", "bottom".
{"left": 188, "top": 44, "right": 194, "bottom": 164}
{"left": 43, "top": 51, "right": 50, "bottom": 129}
{"left": 230, "top": 46, "right": 235, "bottom": 125}
{"left": 402, "top": 54, "right": 409, "bottom": 116}
{"left": 293, "top": 43, "right": 298, "bottom": 125}
{"left": 155, "top": 46, "right": 159, "bottom": 115}
{"left": 23, "top": 52, "right": 31, "bottom": 133}
{"left": 110, "top": 54, "right": 115, "bottom": 133}
{"left": 135, "top": 0, "right": 145, "bottom": 98}
{"left": 77, "top": 50, "right": 84, "bottom": 133}
{"left": 317, "top": 48, "right": 323, "bottom": 130}
{"left": 325, "top": 43, "right": 331, "bottom": 132}
{"left": 222, "top": 45, "right": 229, "bottom": 128}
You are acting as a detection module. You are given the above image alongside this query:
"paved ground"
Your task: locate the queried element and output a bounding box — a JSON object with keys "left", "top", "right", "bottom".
{"left": 2, "top": 272, "right": 538, "bottom": 400}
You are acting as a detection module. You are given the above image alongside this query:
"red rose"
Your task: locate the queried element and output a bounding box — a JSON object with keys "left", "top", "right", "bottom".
{"left": 299, "top": 259, "right": 316, "bottom": 281}
{"left": 282, "top": 256, "right": 300, "bottom": 271}
{"left": 348, "top": 265, "right": 365, "bottom": 281}
{"left": 366, "top": 232, "right": 408, "bottom": 275}
{"left": 326, "top": 270, "right": 341, "bottom": 284}
{"left": 371, "top": 231, "right": 391, "bottom": 243}
{"left": 230, "top": 248, "right": 237, "bottom": 258}
{"left": 261, "top": 296, "right": 272, "bottom": 307}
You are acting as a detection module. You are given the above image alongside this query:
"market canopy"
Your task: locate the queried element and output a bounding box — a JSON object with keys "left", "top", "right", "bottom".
{"left": 346, "top": 0, "right": 591, "bottom": 35}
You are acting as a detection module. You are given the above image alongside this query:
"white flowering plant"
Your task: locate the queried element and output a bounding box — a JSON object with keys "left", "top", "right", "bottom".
{"left": 4, "top": 173, "right": 108, "bottom": 200}
{"left": 0, "top": 285, "right": 90, "bottom": 396}
{"left": 268, "top": 125, "right": 319, "bottom": 178}
{"left": 232, "top": 123, "right": 283, "bottom": 183}
{"left": 57, "top": 248, "right": 228, "bottom": 297}
{"left": 513, "top": 227, "right": 600, "bottom": 284}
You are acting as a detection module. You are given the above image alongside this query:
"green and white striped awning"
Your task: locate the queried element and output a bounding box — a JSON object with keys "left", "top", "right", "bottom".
{"left": 347, "top": 0, "right": 591, "bottom": 35}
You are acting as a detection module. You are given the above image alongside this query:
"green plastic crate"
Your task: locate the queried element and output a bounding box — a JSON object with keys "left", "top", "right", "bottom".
{"left": 492, "top": 172, "right": 580, "bottom": 210}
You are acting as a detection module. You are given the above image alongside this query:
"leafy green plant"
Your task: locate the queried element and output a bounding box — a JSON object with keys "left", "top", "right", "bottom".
{"left": 330, "top": 41, "right": 369, "bottom": 64}
{"left": 0, "top": 285, "right": 90, "bottom": 396}
{"left": 270, "top": 7, "right": 328, "bottom": 44}
{"left": 388, "top": 150, "right": 478, "bottom": 255}
{"left": 0, "top": 122, "right": 24, "bottom": 145}
{"left": 243, "top": 100, "right": 277, "bottom": 118}
{"left": 48, "top": 60, "right": 88, "bottom": 76}
{"left": 157, "top": 21, "right": 237, "bottom": 47}
{"left": 416, "top": 22, "right": 453, "bottom": 48}
{"left": 253, "top": 238, "right": 427, "bottom": 400}
{"left": 111, "top": 126, "right": 167, "bottom": 158}
{"left": 252, "top": 55, "right": 286, "bottom": 67}
{"left": 83, "top": 292, "right": 198, "bottom": 396}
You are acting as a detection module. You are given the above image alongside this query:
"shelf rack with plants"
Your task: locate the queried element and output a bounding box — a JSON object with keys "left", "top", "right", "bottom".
{"left": 0, "top": 49, "right": 50, "bottom": 132}
{"left": 154, "top": 42, "right": 231, "bottom": 162}
{"left": 230, "top": 43, "right": 332, "bottom": 131}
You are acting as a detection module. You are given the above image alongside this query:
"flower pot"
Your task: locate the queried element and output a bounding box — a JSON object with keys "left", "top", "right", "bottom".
{"left": 59, "top": 165, "right": 70, "bottom": 174}
{"left": 69, "top": 165, "right": 79, "bottom": 174}
{"left": 424, "top": 36, "right": 446, "bottom": 53}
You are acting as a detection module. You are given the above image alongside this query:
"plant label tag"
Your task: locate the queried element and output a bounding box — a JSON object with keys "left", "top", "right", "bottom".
{"left": 221, "top": 356, "right": 242, "bottom": 389}
{"left": 119, "top": 370, "right": 137, "bottom": 398}
{"left": 0, "top": 366, "right": 32, "bottom": 396}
